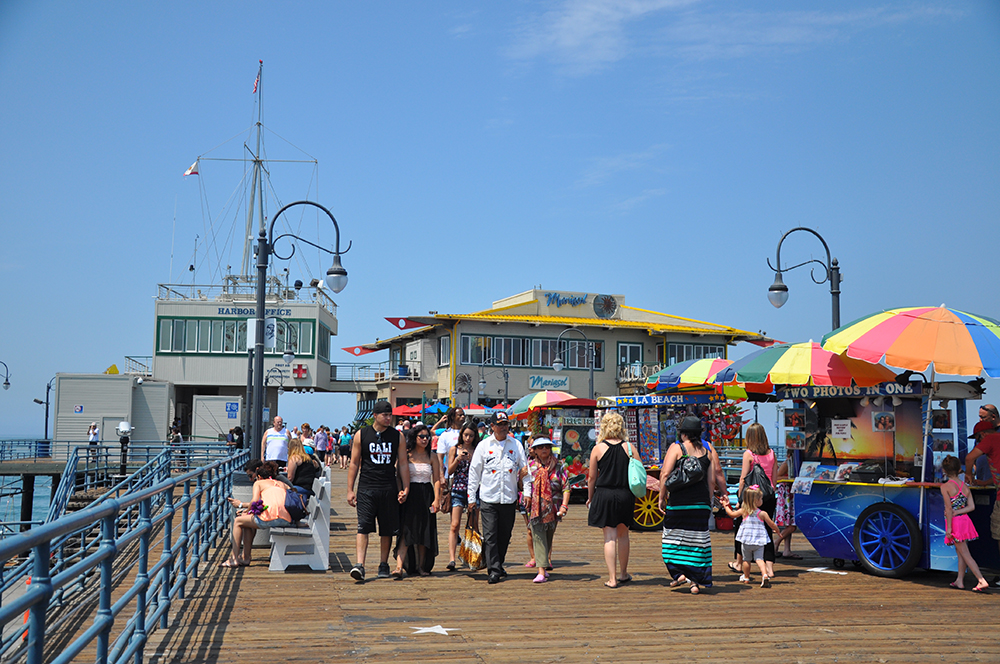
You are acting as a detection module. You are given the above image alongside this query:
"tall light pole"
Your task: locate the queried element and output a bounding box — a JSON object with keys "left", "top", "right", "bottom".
{"left": 251, "top": 200, "right": 351, "bottom": 459}
{"left": 32, "top": 377, "right": 56, "bottom": 440}
{"left": 551, "top": 328, "right": 595, "bottom": 400}
{"left": 767, "top": 227, "right": 841, "bottom": 331}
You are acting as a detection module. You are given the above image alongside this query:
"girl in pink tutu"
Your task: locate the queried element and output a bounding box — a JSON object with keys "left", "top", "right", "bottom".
{"left": 940, "top": 456, "right": 989, "bottom": 592}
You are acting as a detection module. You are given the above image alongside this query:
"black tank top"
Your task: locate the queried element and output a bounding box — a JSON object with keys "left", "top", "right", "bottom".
{"left": 358, "top": 426, "right": 400, "bottom": 491}
{"left": 595, "top": 441, "right": 630, "bottom": 490}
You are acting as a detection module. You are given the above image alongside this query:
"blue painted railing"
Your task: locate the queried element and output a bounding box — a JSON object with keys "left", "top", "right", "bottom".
{"left": 0, "top": 449, "right": 249, "bottom": 664}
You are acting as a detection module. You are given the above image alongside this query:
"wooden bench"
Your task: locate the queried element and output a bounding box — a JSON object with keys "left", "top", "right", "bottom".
{"left": 268, "top": 470, "right": 331, "bottom": 572}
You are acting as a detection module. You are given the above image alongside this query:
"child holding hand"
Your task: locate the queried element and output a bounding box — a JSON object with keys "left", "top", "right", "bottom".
{"left": 719, "top": 486, "right": 780, "bottom": 588}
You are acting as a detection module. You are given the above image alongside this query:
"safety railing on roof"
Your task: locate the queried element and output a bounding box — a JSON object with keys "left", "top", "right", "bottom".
{"left": 0, "top": 449, "right": 249, "bottom": 664}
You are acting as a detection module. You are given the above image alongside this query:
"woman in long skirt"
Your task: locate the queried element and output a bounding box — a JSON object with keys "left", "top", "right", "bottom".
{"left": 658, "top": 415, "right": 719, "bottom": 595}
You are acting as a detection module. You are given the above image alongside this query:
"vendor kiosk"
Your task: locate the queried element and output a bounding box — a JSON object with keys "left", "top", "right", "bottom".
{"left": 784, "top": 380, "right": 998, "bottom": 577}
{"left": 597, "top": 392, "right": 729, "bottom": 530}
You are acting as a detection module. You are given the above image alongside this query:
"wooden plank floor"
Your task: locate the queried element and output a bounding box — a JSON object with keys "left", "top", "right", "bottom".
{"left": 143, "top": 469, "right": 1000, "bottom": 663}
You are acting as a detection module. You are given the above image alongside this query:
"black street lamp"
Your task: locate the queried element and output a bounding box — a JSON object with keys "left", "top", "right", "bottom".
{"left": 0, "top": 361, "right": 9, "bottom": 391}
{"left": 251, "top": 200, "right": 351, "bottom": 458}
{"left": 551, "top": 328, "right": 595, "bottom": 400}
{"left": 767, "top": 227, "right": 841, "bottom": 331}
{"left": 32, "top": 377, "right": 56, "bottom": 440}
{"left": 478, "top": 357, "right": 509, "bottom": 405}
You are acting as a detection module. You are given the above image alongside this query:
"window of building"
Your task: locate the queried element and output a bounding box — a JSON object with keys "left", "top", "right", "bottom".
{"left": 439, "top": 335, "right": 450, "bottom": 367}
{"left": 460, "top": 335, "right": 491, "bottom": 365}
{"left": 237, "top": 321, "right": 248, "bottom": 353}
{"left": 561, "top": 340, "right": 604, "bottom": 370}
{"left": 198, "top": 320, "right": 211, "bottom": 352}
{"left": 493, "top": 337, "right": 526, "bottom": 367}
{"left": 618, "top": 342, "right": 642, "bottom": 367}
{"left": 224, "top": 321, "right": 236, "bottom": 353}
{"left": 318, "top": 323, "right": 331, "bottom": 362}
{"left": 159, "top": 320, "right": 172, "bottom": 353}
{"left": 666, "top": 343, "right": 725, "bottom": 365}
{"left": 211, "top": 321, "right": 224, "bottom": 353}
{"left": 531, "top": 338, "right": 558, "bottom": 367}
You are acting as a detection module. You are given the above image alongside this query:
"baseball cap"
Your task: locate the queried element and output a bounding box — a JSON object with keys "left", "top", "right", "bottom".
{"left": 490, "top": 411, "right": 510, "bottom": 426}
{"left": 970, "top": 420, "right": 997, "bottom": 439}
{"left": 373, "top": 401, "right": 392, "bottom": 415}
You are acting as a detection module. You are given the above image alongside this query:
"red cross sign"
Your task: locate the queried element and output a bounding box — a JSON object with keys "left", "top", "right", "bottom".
{"left": 293, "top": 364, "right": 307, "bottom": 379}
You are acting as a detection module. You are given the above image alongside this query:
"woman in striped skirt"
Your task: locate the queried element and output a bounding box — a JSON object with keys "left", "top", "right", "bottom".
{"left": 657, "top": 415, "right": 719, "bottom": 595}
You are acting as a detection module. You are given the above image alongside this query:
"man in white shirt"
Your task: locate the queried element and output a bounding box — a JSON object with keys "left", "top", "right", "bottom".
{"left": 436, "top": 407, "right": 466, "bottom": 481}
{"left": 260, "top": 416, "right": 291, "bottom": 469}
{"left": 467, "top": 411, "right": 526, "bottom": 584}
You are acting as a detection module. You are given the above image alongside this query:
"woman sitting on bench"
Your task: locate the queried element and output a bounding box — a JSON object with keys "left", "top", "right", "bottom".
{"left": 223, "top": 461, "right": 293, "bottom": 567}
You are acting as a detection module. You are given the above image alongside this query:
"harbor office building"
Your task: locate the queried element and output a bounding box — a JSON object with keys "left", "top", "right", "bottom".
{"left": 351, "top": 289, "right": 766, "bottom": 417}
{"left": 53, "top": 277, "right": 343, "bottom": 443}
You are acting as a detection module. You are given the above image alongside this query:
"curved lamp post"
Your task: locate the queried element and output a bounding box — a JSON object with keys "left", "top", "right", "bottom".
{"left": 0, "top": 361, "right": 9, "bottom": 390}
{"left": 251, "top": 200, "right": 351, "bottom": 456}
{"left": 551, "top": 328, "right": 595, "bottom": 400}
{"left": 32, "top": 377, "right": 56, "bottom": 439}
{"left": 478, "top": 357, "right": 509, "bottom": 405}
{"left": 265, "top": 367, "right": 287, "bottom": 396}
{"left": 767, "top": 227, "right": 841, "bottom": 331}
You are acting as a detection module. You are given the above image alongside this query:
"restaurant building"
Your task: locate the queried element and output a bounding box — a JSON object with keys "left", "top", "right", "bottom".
{"left": 349, "top": 289, "right": 767, "bottom": 417}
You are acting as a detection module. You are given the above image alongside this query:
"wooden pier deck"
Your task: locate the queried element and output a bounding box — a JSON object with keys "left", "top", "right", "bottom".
{"left": 141, "top": 469, "right": 1000, "bottom": 663}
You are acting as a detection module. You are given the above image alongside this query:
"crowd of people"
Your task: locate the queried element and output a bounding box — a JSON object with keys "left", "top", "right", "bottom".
{"left": 224, "top": 401, "right": 1000, "bottom": 594}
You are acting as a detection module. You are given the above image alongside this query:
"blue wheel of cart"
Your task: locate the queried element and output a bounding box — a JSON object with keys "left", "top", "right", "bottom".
{"left": 852, "top": 502, "right": 922, "bottom": 578}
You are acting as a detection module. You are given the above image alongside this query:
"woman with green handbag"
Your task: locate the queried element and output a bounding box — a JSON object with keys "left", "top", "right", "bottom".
{"left": 587, "top": 412, "right": 642, "bottom": 589}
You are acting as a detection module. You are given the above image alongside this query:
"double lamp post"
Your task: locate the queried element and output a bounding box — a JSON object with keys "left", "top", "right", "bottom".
{"left": 250, "top": 201, "right": 350, "bottom": 458}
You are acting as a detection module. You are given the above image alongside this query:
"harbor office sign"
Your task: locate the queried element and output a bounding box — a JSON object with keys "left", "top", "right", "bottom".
{"left": 529, "top": 374, "right": 570, "bottom": 391}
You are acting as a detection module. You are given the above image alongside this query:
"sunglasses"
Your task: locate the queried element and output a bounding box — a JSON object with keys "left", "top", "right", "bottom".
{"left": 417, "top": 433, "right": 429, "bottom": 439}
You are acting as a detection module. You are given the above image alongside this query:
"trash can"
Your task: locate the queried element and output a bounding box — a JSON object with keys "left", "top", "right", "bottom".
{"left": 34, "top": 440, "right": 52, "bottom": 458}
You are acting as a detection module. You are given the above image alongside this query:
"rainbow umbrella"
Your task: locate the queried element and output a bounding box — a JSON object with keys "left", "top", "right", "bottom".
{"left": 736, "top": 341, "right": 898, "bottom": 387}
{"left": 645, "top": 358, "right": 733, "bottom": 392}
{"left": 709, "top": 348, "right": 775, "bottom": 399}
{"left": 821, "top": 306, "right": 1000, "bottom": 378}
{"left": 507, "top": 390, "right": 576, "bottom": 419}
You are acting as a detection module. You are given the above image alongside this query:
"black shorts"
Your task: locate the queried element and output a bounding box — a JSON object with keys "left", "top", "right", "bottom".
{"left": 356, "top": 487, "right": 399, "bottom": 536}
{"left": 340, "top": 445, "right": 351, "bottom": 457}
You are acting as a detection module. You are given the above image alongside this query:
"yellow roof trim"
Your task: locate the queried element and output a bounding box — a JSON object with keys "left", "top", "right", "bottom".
{"left": 619, "top": 304, "right": 741, "bottom": 330}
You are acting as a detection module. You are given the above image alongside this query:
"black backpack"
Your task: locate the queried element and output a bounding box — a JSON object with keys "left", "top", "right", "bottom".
{"left": 741, "top": 462, "right": 775, "bottom": 503}
{"left": 284, "top": 486, "right": 310, "bottom": 523}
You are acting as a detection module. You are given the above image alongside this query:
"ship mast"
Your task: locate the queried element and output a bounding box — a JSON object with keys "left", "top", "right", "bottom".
{"left": 242, "top": 60, "right": 265, "bottom": 278}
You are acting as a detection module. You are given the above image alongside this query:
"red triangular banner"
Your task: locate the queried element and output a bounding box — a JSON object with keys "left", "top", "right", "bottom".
{"left": 385, "top": 317, "right": 424, "bottom": 330}
{"left": 342, "top": 346, "right": 378, "bottom": 356}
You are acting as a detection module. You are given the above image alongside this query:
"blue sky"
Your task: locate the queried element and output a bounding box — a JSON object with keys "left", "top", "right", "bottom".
{"left": 1, "top": 1, "right": 998, "bottom": 438}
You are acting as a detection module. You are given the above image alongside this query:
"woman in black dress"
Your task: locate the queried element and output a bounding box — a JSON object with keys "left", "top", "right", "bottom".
{"left": 394, "top": 424, "right": 442, "bottom": 577}
{"left": 658, "top": 415, "right": 719, "bottom": 595}
{"left": 587, "top": 412, "right": 642, "bottom": 588}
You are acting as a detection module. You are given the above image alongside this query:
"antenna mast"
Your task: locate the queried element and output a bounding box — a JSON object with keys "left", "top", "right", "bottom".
{"left": 241, "top": 59, "right": 265, "bottom": 277}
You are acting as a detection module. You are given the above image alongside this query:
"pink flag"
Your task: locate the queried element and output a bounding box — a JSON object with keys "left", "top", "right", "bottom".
{"left": 183, "top": 161, "right": 199, "bottom": 176}
{"left": 253, "top": 74, "right": 259, "bottom": 94}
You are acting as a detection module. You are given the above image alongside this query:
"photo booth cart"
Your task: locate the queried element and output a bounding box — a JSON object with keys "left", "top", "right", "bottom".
{"left": 783, "top": 379, "right": 998, "bottom": 577}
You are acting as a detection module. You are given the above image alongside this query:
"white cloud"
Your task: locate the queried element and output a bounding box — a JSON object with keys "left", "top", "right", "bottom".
{"left": 611, "top": 187, "right": 667, "bottom": 212}
{"left": 575, "top": 143, "right": 670, "bottom": 188}
{"left": 507, "top": 1, "right": 960, "bottom": 74}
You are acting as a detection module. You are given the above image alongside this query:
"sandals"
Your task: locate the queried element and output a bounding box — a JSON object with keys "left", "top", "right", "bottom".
{"left": 446, "top": 560, "right": 457, "bottom": 571}
{"left": 604, "top": 581, "right": 619, "bottom": 588}
{"left": 949, "top": 581, "right": 964, "bottom": 590}
{"left": 220, "top": 559, "right": 246, "bottom": 568}
{"left": 727, "top": 562, "right": 741, "bottom": 573}
{"left": 524, "top": 560, "right": 537, "bottom": 568}
{"left": 669, "top": 575, "right": 688, "bottom": 588}
{"left": 761, "top": 577, "right": 771, "bottom": 588}
{"left": 391, "top": 568, "right": 406, "bottom": 579}
{"left": 690, "top": 584, "right": 700, "bottom": 595}
{"left": 617, "top": 574, "right": 632, "bottom": 585}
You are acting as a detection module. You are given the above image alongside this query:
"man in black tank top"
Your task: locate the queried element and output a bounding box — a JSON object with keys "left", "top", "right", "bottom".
{"left": 347, "top": 401, "right": 411, "bottom": 581}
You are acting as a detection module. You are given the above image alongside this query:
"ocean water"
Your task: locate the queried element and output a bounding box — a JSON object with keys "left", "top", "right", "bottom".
{"left": 0, "top": 476, "right": 54, "bottom": 531}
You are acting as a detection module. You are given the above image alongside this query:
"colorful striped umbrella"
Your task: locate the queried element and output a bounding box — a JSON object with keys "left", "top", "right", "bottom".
{"left": 821, "top": 306, "right": 1000, "bottom": 378}
{"left": 736, "top": 341, "right": 898, "bottom": 387}
{"left": 507, "top": 390, "right": 576, "bottom": 419}
{"left": 645, "top": 358, "right": 732, "bottom": 392}
{"left": 709, "top": 349, "right": 775, "bottom": 398}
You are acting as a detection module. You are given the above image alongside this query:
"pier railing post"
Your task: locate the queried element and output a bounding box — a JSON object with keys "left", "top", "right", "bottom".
{"left": 26, "top": 541, "right": 51, "bottom": 664}
{"left": 95, "top": 513, "right": 116, "bottom": 662}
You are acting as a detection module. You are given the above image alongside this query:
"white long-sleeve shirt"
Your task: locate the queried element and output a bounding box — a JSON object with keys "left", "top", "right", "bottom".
{"left": 467, "top": 434, "right": 527, "bottom": 505}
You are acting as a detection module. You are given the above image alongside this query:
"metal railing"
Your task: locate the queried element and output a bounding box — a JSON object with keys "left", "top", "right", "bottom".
{"left": 157, "top": 277, "right": 338, "bottom": 316}
{"left": 616, "top": 362, "right": 665, "bottom": 385}
{"left": 0, "top": 449, "right": 249, "bottom": 664}
{"left": 123, "top": 357, "right": 152, "bottom": 376}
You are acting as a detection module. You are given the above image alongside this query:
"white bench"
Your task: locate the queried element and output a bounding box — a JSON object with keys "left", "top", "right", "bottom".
{"left": 268, "top": 472, "right": 331, "bottom": 571}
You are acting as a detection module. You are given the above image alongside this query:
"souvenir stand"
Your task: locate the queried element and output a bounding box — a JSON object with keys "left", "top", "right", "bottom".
{"left": 523, "top": 403, "right": 598, "bottom": 488}
{"left": 596, "top": 392, "right": 731, "bottom": 531}
{"left": 783, "top": 379, "right": 998, "bottom": 577}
